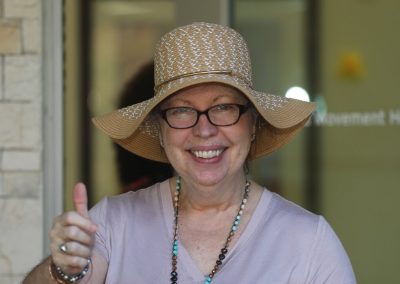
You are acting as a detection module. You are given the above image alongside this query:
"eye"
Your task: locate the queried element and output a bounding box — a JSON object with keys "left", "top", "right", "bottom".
{"left": 167, "top": 107, "right": 195, "bottom": 116}
{"left": 212, "top": 104, "right": 237, "bottom": 112}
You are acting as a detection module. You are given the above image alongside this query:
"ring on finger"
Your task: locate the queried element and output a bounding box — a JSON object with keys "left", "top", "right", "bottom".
{"left": 58, "top": 243, "right": 68, "bottom": 254}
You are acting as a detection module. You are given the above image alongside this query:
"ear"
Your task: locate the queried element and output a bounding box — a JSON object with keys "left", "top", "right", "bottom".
{"left": 159, "top": 135, "right": 164, "bottom": 147}
{"left": 158, "top": 126, "right": 165, "bottom": 148}
{"left": 250, "top": 111, "right": 258, "bottom": 141}
{"left": 153, "top": 116, "right": 164, "bottom": 147}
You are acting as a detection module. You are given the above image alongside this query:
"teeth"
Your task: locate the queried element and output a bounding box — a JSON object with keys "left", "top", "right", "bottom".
{"left": 192, "top": 149, "right": 223, "bottom": 159}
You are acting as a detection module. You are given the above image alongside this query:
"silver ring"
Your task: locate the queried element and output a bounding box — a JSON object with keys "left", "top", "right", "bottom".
{"left": 59, "top": 243, "right": 68, "bottom": 254}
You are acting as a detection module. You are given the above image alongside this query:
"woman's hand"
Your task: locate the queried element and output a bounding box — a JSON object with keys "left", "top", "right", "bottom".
{"left": 49, "top": 183, "right": 97, "bottom": 276}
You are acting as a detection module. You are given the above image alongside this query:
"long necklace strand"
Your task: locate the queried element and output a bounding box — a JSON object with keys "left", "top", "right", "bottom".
{"left": 170, "top": 176, "right": 251, "bottom": 284}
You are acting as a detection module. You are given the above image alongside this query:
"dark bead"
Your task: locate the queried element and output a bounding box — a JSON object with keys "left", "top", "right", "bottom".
{"left": 221, "top": 248, "right": 228, "bottom": 254}
{"left": 171, "top": 282, "right": 177, "bottom": 284}
{"left": 218, "top": 254, "right": 225, "bottom": 260}
{"left": 216, "top": 260, "right": 222, "bottom": 265}
{"left": 171, "top": 271, "right": 178, "bottom": 277}
{"left": 170, "top": 276, "right": 178, "bottom": 281}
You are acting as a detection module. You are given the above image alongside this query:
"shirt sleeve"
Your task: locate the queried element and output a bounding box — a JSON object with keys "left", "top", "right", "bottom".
{"left": 305, "top": 216, "right": 357, "bottom": 284}
{"left": 89, "top": 197, "right": 110, "bottom": 263}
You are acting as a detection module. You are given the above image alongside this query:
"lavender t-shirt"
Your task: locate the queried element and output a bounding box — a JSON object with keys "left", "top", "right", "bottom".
{"left": 89, "top": 180, "right": 356, "bottom": 284}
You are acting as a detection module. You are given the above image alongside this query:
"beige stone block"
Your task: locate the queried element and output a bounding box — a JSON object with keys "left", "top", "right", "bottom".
{"left": 0, "top": 198, "right": 43, "bottom": 274}
{"left": 4, "top": 0, "right": 40, "bottom": 19}
{"left": 0, "top": 102, "right": 41, "bottom": 149}
{"left": 0, "top": 172, "right": 3, "bottom": 195}
{"left": 4, "top": 55, "right": 40, "bottom": 101}
{"left": 20, "top": 101, "right": 41, "bottom": 149}
{"left": 1, "top": 151, "right": 41, "bottom": 171}
{"left": 0, "top": 275, "right": 26, "bottom": 284}
{"left": 0, "top": 103, "right": 22, "bottom": 147}
{"left": 2, "top": 172, "right": 40, "bottom": 197}
{"left": 0, "top": 57, "right": 3, "bottom": 99}
{"left": 0, "top": 276, "right": 13, "bottom": 284}
{"left": 0, "top": 19, "right": 21, "bottom": 54}
{"left": 22, "top": 18, "right": 41, "bottom": 54}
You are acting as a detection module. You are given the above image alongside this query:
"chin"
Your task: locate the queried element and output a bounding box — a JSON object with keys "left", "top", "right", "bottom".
{"left": 191, "top": 170, "right": 230, "bottom": 186}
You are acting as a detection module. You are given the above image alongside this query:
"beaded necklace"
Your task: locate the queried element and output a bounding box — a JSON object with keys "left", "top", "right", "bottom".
{"left": 170, "top": 176, "right": 251, "bottom": 284}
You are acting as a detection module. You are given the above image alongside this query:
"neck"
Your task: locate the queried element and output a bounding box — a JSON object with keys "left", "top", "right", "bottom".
{"left": 173, "top": 175, "right": 248, "bottom": 212}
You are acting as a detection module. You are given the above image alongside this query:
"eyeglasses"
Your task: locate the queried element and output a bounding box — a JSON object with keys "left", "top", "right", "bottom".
{"left": 160, "top": 103, "right": 251, "bottom": 129}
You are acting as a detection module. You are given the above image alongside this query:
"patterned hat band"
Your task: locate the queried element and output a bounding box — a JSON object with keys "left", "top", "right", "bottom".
{"left": 154, "top": 70, "right": 251, "bottom": 92}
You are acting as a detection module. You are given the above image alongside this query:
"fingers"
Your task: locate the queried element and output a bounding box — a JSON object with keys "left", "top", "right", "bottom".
{"left": 51, "top": 240, "right": 92, "bottom": 259}
{"left": 49, "top": 225, "right": 94, "bottom": 275}
{"left": 49, "top": 219, "right": 95, "bottom": 258}
{"left": 56, "top": 221, "right": 94, "bottom": 246}
{"left": 57, "top": 211, "right": 97, "bottom": 234}
{"left": 52, "top": 253, "right": 90, "bottom": 275}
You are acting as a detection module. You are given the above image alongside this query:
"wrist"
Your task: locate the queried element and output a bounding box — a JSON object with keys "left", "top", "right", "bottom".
{"left": 49, "top": 259, "right": 91, "bottom": 283}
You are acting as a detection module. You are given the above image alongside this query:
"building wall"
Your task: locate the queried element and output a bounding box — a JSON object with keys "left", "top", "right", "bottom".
{"left": 0, "top": 0, "right": 43, "bottom": 283}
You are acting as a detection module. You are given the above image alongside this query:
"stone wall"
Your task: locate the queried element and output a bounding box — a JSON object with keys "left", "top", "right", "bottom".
{"left": 0, "top": 0, "right": 43, "bottom": 283}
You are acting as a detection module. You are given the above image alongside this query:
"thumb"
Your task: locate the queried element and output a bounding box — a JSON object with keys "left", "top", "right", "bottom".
{"left": 73, "top": 182, "right": 89, "bottom": 218}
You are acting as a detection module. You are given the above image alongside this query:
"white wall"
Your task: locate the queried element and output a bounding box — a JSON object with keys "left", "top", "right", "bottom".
{"left": 0, "top": 0, "right": 63, "bottom": 282}
{"left": 0, "top": 0, "right": 43, "bottom": 282}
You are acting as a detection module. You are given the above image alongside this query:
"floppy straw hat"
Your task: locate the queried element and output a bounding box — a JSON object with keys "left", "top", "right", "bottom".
{"left": 92, "top": 22, "right": 315, "bottom": 163}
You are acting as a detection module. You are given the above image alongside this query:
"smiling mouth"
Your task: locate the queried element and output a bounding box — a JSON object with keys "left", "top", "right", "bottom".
{"left": 191, "top": 149, "right": 224, "bottom": 159}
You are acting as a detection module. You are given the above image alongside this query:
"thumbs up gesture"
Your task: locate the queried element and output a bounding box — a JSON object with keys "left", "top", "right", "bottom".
{"left": 49, "top": 183, "right": 97, "bottom": 276}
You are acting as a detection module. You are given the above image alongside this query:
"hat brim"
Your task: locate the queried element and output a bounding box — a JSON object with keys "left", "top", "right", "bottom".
{"left": 92, "top": 73, "right": 315, "bottom": 163}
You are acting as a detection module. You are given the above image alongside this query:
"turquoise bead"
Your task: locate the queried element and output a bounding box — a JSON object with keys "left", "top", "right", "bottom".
{"left": 172, "top": 240, "right": 179, "bottom": 256}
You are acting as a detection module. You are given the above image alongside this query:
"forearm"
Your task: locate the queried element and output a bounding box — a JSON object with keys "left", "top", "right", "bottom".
{"left": 23, "top": 256, "right": 56, "bottom": 284}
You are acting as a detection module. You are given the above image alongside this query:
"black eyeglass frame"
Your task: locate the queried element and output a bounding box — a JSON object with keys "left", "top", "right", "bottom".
{"left": 159, "top": 103, "right": 251, "bottom": 129}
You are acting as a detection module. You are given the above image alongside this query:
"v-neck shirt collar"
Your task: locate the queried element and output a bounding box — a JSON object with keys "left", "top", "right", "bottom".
{"left": 160, "top": 179, "right": 272, "bottom": 282}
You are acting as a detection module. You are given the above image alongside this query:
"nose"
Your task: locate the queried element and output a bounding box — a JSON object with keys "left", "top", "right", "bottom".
{"left": 192, "top": 113, "right": 218, "bottom": 137}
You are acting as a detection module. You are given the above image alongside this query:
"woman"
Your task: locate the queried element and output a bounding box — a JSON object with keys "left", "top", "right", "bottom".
{"left": 23, "top": 22, "right": 356, "bottom": 283}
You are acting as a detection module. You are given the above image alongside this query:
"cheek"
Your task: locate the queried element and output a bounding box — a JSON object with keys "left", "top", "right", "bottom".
{"left": 159, "top": 124, "right": 184, "bottom": 151}
{"left": 234, "top": 117, "right": 255, "bottom": 154}
{"left": 239, "top": 115, "right": 255, "bottom": 140}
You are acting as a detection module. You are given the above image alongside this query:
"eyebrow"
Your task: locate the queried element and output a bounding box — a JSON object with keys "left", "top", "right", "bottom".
{"left": 169, "top": 94, "right": 244, "bottom": 105}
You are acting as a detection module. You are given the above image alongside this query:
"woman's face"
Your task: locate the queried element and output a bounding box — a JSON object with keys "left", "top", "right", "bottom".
{"left": 158, "top": 83, "right": 256, "bottom": 187}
